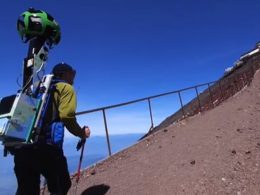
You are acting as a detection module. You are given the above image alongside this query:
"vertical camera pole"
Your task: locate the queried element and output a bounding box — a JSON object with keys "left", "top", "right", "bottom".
{"left": 23, "top": 37, "right": 46, "bottom": 90}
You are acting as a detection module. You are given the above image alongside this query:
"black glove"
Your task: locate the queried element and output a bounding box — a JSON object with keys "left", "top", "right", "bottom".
{"left": 76, "top": 138, "right": 86, "bottom": 151}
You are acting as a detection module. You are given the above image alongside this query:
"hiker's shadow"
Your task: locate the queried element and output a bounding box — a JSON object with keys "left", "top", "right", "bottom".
{"left": 81, "top": 184, "right": 110, "bottom": 195}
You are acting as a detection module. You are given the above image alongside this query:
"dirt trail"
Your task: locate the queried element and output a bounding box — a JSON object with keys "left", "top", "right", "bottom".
{"left": 66, "top": 69, "right": 260, "bottom": 195}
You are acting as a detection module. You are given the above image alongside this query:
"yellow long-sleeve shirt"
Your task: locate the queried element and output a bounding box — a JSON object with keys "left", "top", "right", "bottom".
{"left": 53, "top": 82, "right": 85, "bottom": 138}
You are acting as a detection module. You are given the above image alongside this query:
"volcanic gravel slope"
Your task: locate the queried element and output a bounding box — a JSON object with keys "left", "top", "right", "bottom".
{"left": 68, "top": 70, "right": 260, "bottom": 195}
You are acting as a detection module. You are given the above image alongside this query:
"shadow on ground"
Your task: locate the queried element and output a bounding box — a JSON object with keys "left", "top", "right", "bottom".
{"left": 81, "top": 184, "right": 110, "bottom": 195}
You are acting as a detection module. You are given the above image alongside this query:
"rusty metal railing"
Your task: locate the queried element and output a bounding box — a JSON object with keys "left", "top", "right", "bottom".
{"left": 76, "top": 61, "right": 260, "bottom": 157}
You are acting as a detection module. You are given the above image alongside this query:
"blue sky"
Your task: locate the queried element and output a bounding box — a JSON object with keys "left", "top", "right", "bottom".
{"left": 0, "top": 0, "right": 260, "bottom": 135}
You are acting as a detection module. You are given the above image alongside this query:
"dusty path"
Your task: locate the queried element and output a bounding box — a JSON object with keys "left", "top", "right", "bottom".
{"left": 66, "top": 70, "right": 260, "bottom": 195}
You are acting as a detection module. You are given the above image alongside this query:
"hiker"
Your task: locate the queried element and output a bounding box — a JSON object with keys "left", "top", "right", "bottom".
{"left": 13, "top": 62, "right": 91, "bottom": 195}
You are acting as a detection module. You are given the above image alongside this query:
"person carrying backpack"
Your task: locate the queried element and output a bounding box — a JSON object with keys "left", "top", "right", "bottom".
{"left": 13, "top": 62, "right": 91, "bottom": 195}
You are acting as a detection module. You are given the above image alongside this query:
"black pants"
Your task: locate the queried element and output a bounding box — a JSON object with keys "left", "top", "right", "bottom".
{"left": 14, "top": 145, "right": 71, "bottom": 195}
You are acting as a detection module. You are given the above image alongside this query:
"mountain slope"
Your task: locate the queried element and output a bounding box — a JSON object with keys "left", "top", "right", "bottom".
{"left": 67, "top": 69, "right": 260, "bottom": 194}
{"left": 150, "top": 53, "right": 260, "bottom": 135}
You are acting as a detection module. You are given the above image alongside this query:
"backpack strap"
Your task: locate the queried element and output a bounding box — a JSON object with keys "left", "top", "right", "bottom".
{"left": 36, "top": 79, "right": 67, "bottom": 146}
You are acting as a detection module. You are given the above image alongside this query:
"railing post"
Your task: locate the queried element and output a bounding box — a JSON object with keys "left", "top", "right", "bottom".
{"left": 102, "top": 109, "right": 112, "bottom": 156}
{"left": 147, "top": 98, "right": 154, "bottom": 130}
{"left": 195, "top": 87, "right": 202, "bottom": 113}
{"left": 228, "top": 78, "right": 234, "bottom": 95}
{"left": 245, "top": 70, "right": 250, "bottom": 85}
{"left": 218, "top": 80, "right": 224, "bottom": 101}
{"left": 233, "top": 75, "right": 239, "bottom": 92}
{"left": 251, "top": 65, "right": 254, "bottom": 77}
{"left": 239, "top": 74, "right": 243, "bottom": 89}
{"left": 178, "top": 91, "right": 185, "bottom": 118}
{"left": 242, "top": 72, "right": 247, "bottom": 86}
{"left": 207, "top": 83, "right": 214, "bottom": 108}
{"left": 238, "top": 73, "right": 244, "bottom": 89}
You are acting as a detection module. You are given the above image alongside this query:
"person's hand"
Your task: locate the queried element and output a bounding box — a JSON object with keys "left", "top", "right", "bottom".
{"left": 77, "top": 126, "right": 90, "bottom": 151}
{"left": 83, "top": 126, "right": 90, "bottom": 138}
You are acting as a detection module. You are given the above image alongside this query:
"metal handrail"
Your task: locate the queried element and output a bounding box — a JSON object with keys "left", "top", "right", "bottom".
{"left": 76, "top": 80, "right": 217, "bottom": 116}
{"left": 75, "top": 81, "right": 217, "bottom": 156}
{"left": 75, "top": 62, "right": 259, "bottom": 157}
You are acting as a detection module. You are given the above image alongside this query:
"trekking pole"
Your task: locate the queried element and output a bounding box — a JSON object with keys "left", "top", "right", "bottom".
{"left": 74, "top": 138, "right": 86, "bottom": 195}
{"left": 76, "top": 138, "right": 86, "bottom": 182}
